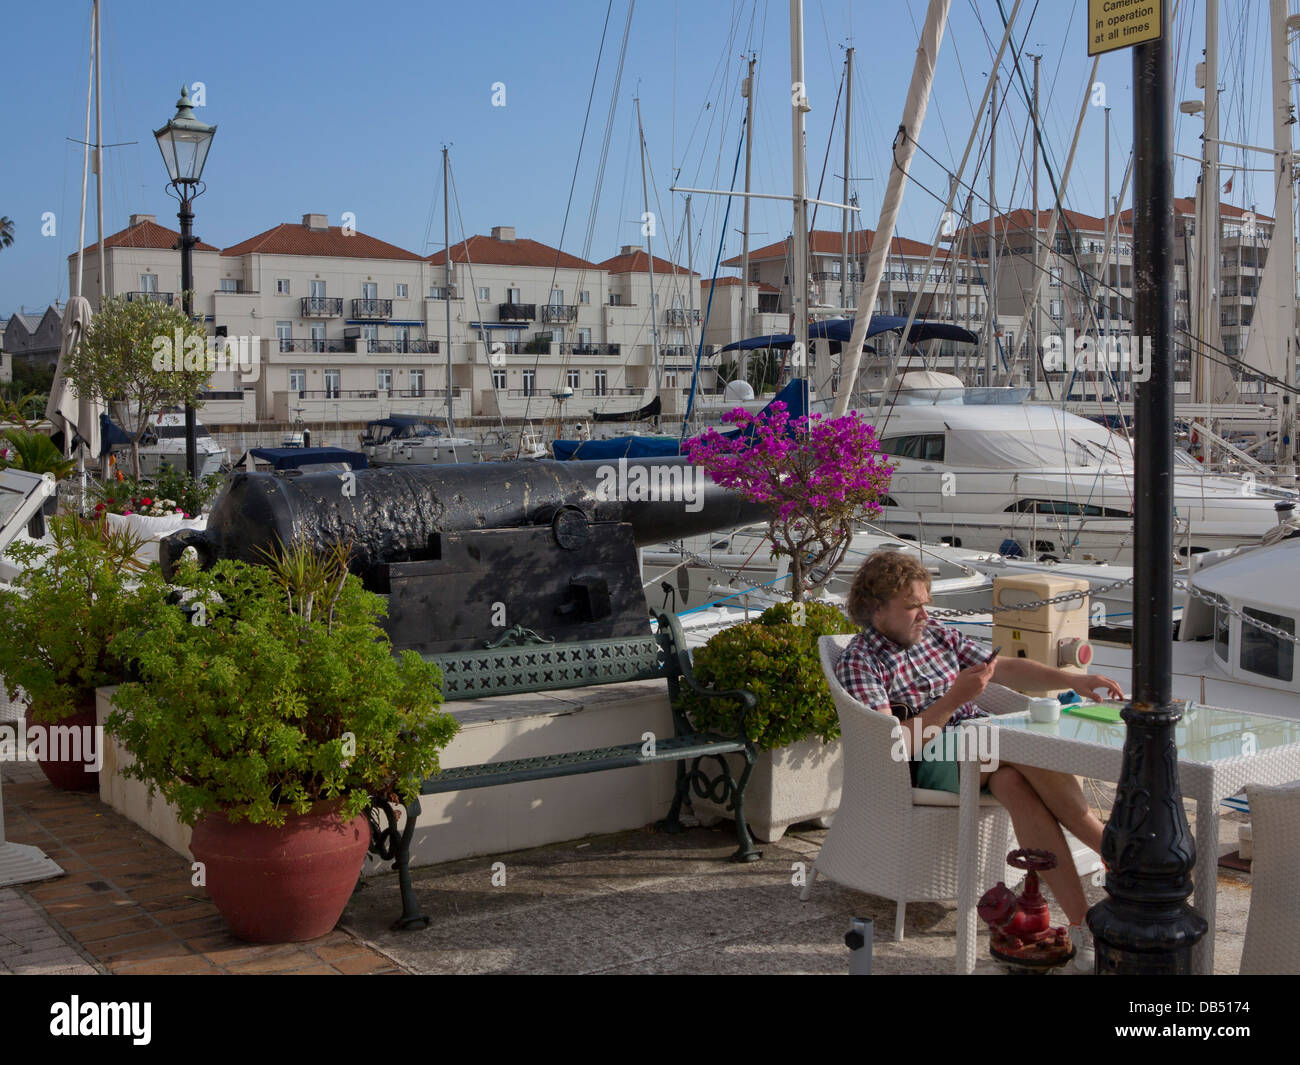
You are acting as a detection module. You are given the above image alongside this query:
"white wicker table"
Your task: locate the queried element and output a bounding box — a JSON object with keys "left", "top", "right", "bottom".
{"left": 955, "top": 703, "right": 1300, "bottom": 974}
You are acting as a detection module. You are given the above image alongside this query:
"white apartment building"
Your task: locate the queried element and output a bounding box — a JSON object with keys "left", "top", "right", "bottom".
{"left": 68, "top": 215, "right": 716, "bottom": 427}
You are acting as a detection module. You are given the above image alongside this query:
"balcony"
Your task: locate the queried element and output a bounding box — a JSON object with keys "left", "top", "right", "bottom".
{"left": 366, "top": 338, "right": 438, "bottom": 354}
{"left": 660, "top": 345, "right": 691, "bottom": 358}
{"left": 125, "top": 291, "right": 174, "bottom": 306}
{"left": 277, "top": 337, "right": 354, "bottom": 353}
{"left": 559, "top": 342, "right": 620, "bottom": 356}
{"left": 665, "top": 308, "right": 702, "bottom": 326}
{"left": 352, "top": 298, "right": 393, "bottom": 319}
{"left": 301, "top": 297, "right": 344, "bottom": 317}
{"left": 540, "top": 304, "right": 579, "bottom": 324}
{"left": 498, "top": 303, "right": 535, "bottom": 321}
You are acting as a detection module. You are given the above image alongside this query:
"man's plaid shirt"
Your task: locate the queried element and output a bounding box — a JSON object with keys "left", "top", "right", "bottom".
{"left": 834, "top": 621, "right": 990, "bottom": 724}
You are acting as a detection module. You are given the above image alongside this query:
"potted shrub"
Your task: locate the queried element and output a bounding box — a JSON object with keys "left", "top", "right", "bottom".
{"left": 0, "top": 426, "right": 76, "bottom": 537}
{"left": 679, "top": 403, "right": 891, "bottom": 840}
{"left": 107, "top": 543, "right": 459, "bottom": 943}
{"left": 680, "top": 601, "right": 857, "bottom": 841}
{"left": 0, "top": 514, "right": 151, "bottom": 791}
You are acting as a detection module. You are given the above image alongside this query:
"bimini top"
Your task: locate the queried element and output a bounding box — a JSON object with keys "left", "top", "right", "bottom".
{"left": 718, "top": 315, "right": 979, "bottom": 352}
{"left": 245, "top": 447, "right": 370, "bottom": 470}
{"left": 365, "top": 414, "right": 443, "bottom": 432}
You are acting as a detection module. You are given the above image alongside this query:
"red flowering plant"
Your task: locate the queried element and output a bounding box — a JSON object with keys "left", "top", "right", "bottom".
{"left": 685, "top": 402, "right": 892, "bottom": 601}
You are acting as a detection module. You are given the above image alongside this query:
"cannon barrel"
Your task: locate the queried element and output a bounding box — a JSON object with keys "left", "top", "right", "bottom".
{"left": 162, "top": 456, "right": 768, "bottom": 581}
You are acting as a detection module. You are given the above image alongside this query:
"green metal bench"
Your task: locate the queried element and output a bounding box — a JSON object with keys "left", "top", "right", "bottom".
{"left": 367, "top": 611, "right": 760, "bottom": 930}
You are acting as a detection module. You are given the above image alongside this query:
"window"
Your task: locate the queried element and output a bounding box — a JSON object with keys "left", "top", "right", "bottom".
{"left": 608, "top": 293, "right": 623, "bottom": 306}
{"left": 323, "top": 369, "right": 340, "bottom": 398}
{"left": 550, "top": 288, "right": 564, "bottom": 306}
{"left": 1239, "top": 607, "right": 1295, "bottom": 681}
{"left": 362, "top": 282, "right": 378, "bottom": 300}
{"left": 310, "top": 323, "right": 326, "bottom": 353}
{"left": 1213, "top": 597, "right": 1230, "bottom": 662}
{"left": 361, "top": 324, "right": 378, "bottom": 352}
{"left": 665, "top": 370, "right": 677, "bottom": 388}
{"left": 289, "top": 369, "right": 306, "bottom": 394}
{"left": 593, "top": 370, "right": 607, "bottom": 396}
{"left": 492, "top": 369, "right": 506, "bottom": 390}
{"left": 1049, "top": 268, "right": 1062, "bottom": 288}
{"left": 567, "top": 369, "right": 581, "bottom": 389}
{"left": 276, "top": 278, "right": 291, "bottom": 295}
{"left": 410, "top": 369, "right": 424, "bottom": 396}
{"left": 429, "top": 285, "right": 447, "bottom": 300}
{"left": 880, "top": 434, "right": 945, "bottom": 462}
{"left": 396, "top": 283, "right": 408, "bottom": 299}
{"left": 393, "top": 325, "right": 410, "bottom": 352}
{"left": 310, "top": 280, "right": 326, "bottom": 298}
{"left": 139, "top": 273, "right": 158, "bottom": 292}
{"left": 276, "top": 321, "right": 292, "bottom": 352}
{"left": 219, "top": 279, "right": 239, "bottom": 293}
{"left": 377, "top": 368, "right": 393, "bottom": 392}
{"left": 522, "top": 370, "right": 536, "bottom": 396}
{"left": 579, "top": 290, "right": 590, "bottom": 304}
{"left": 478, "top": 286, "right": 491, "bottom": 302}
{"left": 577, "top": 328, "right": 591, "bottom": 347}
{"left": 1050, "top": 299, "right": 1063, "bottom": 319}
{"left": 507, "top": 287, "right": 521, "bottom": 303}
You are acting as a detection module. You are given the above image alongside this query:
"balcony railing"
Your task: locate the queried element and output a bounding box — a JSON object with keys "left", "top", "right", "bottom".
{"left": 563, "top": 342, "right": 620, "bottom": 356}
{"left": 660, "top": 345, "right": 691, "bottom": 357}
{"left": 498, "top": 303, "right": 536, "bottom": 321}
{"left": 278, "top": 337, "right": 354, "bottom": 353}
{"left": 366, "top": 339, "right": 438, "bottom": 353}
{"left": 580, "top": 387, "right": 639, "bottom": 396}
{"left": 392, "top": 387, "right": 461, "bottom": 398}
{"left": 541, "top": 304, "right": 579, "bottom": 323}
{"left": 351, "top": 298, "right": 393, "bottom": 318}
{"left": 295, "top": 389, "right": 381, "bottom": 400}
{"left": 301, "top": 297, "right": 344, "bottom": 317}
{"left": 665, "top": 308, "right": 702, "bottom": 325}
{"left": 125, "top": 291, "right": 174, "bottom": 305}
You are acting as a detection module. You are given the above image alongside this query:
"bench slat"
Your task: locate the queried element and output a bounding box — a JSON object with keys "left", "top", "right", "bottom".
{"left": 429, "top": 636, "right": 665, "bottom": 700}
{"left": 421, "top": 734, "right": 747, "bottom": 793}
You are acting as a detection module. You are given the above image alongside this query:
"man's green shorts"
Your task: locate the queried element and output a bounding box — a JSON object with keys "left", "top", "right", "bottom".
{"left": 914, "top": 728, "right": 990, "bottom": 794}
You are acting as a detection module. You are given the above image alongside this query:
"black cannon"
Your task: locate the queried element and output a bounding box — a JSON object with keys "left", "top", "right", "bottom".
{"left": 162, "top": 457, "right": 766, "bottom": 653}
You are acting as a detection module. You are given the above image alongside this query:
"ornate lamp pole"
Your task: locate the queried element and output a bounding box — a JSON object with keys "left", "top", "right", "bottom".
{"left": 1086, "top": 8, "right": 1208, "bottom": 973}
{"left": 154, "top": 86, "right": 216, "bottom": 478}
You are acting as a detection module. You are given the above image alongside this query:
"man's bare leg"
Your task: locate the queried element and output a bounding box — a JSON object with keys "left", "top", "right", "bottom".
{"left": 1009, "top": 763, "right": 1105, "bottom": 854}
{"left": 985, "top": 765, "right": 1088, "bottom": 925}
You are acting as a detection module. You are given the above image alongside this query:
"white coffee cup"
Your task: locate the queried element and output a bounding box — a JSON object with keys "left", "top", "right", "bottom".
{"left": 1028, "top": 697, "right": 1061, "bottom": 723}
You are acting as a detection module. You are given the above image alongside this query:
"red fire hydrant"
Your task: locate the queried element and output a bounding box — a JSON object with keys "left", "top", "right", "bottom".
{"left": 978, "top": 849, "right": 1074, "bottom": 969}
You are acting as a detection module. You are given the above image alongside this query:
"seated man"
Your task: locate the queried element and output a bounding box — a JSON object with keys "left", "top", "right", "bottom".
{"left": 835, "top": 551, "right": 1125, "bottom": 969}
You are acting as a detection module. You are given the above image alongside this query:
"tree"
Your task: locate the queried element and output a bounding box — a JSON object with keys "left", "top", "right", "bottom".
{"left": 0, "top": 216, "right": 14, "bottom": 249}
{"left": 65, "top": 294, "right": 211, "bottom": 479}
{"left": 686, "top": 402, "right": 893, "bottom": 601}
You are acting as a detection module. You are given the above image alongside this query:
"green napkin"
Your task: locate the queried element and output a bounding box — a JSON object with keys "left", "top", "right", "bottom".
{"left": 1062, "top": 702, "right": 1125, "bottom": 723}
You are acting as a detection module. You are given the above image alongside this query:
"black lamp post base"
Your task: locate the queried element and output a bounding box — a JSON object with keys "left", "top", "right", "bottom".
{"left": 1089, "top": 899, "right": 1209, "bottom": 975}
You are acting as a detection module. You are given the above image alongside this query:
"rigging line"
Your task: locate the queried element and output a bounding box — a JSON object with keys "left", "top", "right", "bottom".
{"left": 806, "top": 62, "right": 846, "bottom": 239}
{"left": 684, "top": 115, "right": 748, "bottom": 431}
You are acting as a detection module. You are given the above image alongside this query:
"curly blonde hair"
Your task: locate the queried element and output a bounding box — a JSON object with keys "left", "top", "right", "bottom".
{"left": 846, "top": 551, "right": 932, "bottom": 627}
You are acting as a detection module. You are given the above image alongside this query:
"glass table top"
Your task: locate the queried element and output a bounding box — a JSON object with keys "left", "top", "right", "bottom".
{"left": 985, "top": 703, "right": 1300, "bottom": 763}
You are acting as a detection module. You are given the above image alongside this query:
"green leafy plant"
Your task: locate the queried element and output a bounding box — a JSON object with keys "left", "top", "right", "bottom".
{"left": 151, "top": 463, "right": 224, "bottom": 517}
{"left": 0, "top": 428, "right": 76, "bottom": 480}
{"left": 678, "top": 601, "right": 856, "bottom": 751}
{"left": 0, "top": 513, "right": 152, "bottom": 723}
{"left": 108, "top": 545, "right": 459, "bottom": 827}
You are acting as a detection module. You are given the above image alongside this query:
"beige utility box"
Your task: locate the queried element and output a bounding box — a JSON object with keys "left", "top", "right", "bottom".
{"left": 991, "top": 574, "right": 1094, "bottom": 697}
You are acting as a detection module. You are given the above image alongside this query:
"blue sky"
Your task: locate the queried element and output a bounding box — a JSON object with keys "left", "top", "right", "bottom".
{"left": 0, "top": 0, "right": 1289, "bottom": 314}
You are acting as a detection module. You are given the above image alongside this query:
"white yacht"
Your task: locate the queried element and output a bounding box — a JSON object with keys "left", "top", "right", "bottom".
{"left": 359, "top": 414, "right": 481, "bottom": 466}
{"left": 106, "top": 412, "right": 228, "bottom": 478}
{"left": 867, "top": 374, "right": 1294, "bottom": 562}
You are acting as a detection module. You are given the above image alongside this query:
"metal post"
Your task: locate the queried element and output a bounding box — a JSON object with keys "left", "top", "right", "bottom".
{"left": 1031, "top": 54, "right": 1041, "bottom": 393}
{"left": 179, "top": 196, "right": 198, "bottom": 479}
{"left": 1087, "top": 11, "right": 1208, "bottom": 974}
{"left": 845, "top": 916, "right": 873, "bottom": 974}
{"left": 789, "top": 0, "right": 811, "bottom": 370}
{"left": 841, "top": 47, "right": 853, "bottom": 310}
{"left": 443, "top": 147, "right": 455, "bottom": 435}
{"left": 1269, "top": 0, "right": 1296, "bottom": 480}
{"left": 740, "top": 55, "right": 756, "bottom": 386}
{"left": 987, "top": 74, "right": 997, "bottom": 383}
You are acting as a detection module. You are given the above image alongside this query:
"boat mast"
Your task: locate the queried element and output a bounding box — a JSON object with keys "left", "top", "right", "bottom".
{"left": 986, "top": 73, "right": 998, "bottom": 384}
{"left": 685, "top": 194, "right": 696, "bottom": 367}
{"left": 443, "top": 146, "right": 455, "bottom": 435}
{"left": 1195, "top": 0, "right": 1222, "bottom": 425}
{"left": 740, "top": 55, "right": 756, "bottom": 387}
{"left": 1104, "top": 104, "right": 1111, "bottom": 350}
{"left": 789, "top": 0, "right": 811, "bottom": 381}
{"left": 841, "top": 47, "right": 853, "bottom": 311}
{"left": 94, "top": 0, "right": 104, "bottom": 303}
{"left": 635, "top": 96, "right": 660, "bottom": 395}
{"left": 1269, "top": 0, "right": 1296, "bottom": 480}
{"left": 1031, "top": 52, "right": 1040, "bottom": 394}
{"left": 74, "top": 2, "right": 96, "bottom": 300}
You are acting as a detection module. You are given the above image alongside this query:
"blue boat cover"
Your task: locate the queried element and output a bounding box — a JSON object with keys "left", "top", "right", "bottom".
{"left": 552, "top": 378, "right": 810, "bottom": 460}
{"left": 98, "top": 413, "right": 134, "bottom": 456}
{"left": 246, "top": 447, "right": 370, "bottom": 470}
{"left": 366, "top": 415, "right": 442, "bottom": 431}
{"left": 718, "top": 315, "right": 978, "bottom": 352}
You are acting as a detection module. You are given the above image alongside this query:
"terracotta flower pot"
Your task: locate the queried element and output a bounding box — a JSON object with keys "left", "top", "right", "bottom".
{"left": 25, "top": 698, "right": 100, "bottom": 793}
{"left": 190, "top": 803, "right": 370, "bottom": 943}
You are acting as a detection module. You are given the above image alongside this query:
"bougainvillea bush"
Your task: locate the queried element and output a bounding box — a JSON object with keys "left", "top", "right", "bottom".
{"left": 686, "top": 402, "right": 892, "bottom": 600}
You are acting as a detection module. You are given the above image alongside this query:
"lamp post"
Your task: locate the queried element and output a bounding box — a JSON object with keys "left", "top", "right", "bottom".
{"left": 154, "top": 85, "right": 216, "bottom": 479}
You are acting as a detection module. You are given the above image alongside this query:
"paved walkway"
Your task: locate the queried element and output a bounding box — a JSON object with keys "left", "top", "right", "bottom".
{"left": 1, "top": 758, "right": 407, "bottom": 975}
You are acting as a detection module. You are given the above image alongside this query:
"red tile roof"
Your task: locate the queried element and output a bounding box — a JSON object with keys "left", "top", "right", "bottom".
{"left": 946, "top": 208, "right": 1128, "bottom": 242}
{"left": 721, "top": 228, "right": 954, "bottom": 267}
{"left": 1118, "top": 198, "right": 1273, "bottom": 223}
{"left": 222, "top": 223, "right": 422, "bottom": 259}
{"left": 427, "top": 234, "right": 597, "bottom": 269}
{"left": 700, "top": 277, "right": 781, "bottom": 293}
{"left": 72, "top": 218, "right": 219, "bottom": 257}
{"left": 597, "top": 249, "right": 697, "bottom": 275}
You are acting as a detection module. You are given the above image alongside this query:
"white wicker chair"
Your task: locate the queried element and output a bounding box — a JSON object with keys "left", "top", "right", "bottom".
{"left": 1240, "top": 780, "right": 1300, "bottom": 975}
{"left": 800, "top": 635, "right": 1017, "bottom": 940}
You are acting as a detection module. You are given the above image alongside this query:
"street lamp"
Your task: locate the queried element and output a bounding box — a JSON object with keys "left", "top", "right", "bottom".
{"left": 154, "top": 85, "right": 216, "bottom": 478}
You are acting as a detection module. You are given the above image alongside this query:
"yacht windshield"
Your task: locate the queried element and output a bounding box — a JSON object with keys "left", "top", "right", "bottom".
{"left": 944, "top": 427, "right": 1135, "bottom": 470}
